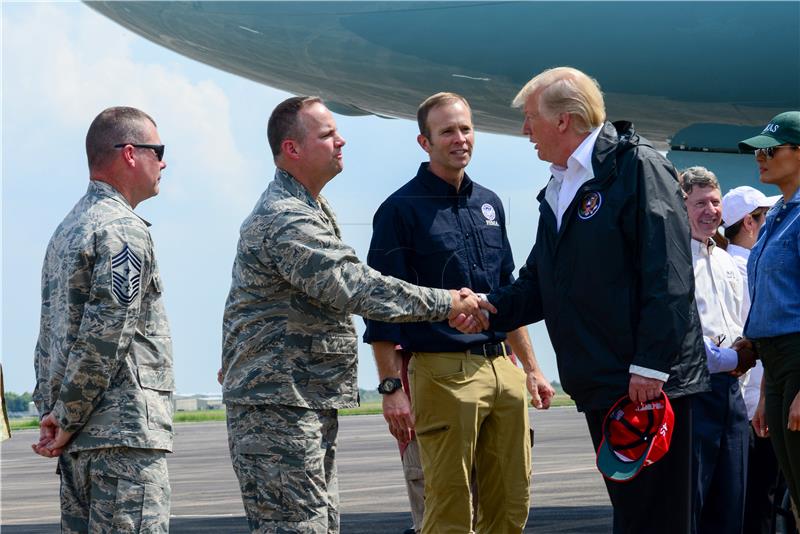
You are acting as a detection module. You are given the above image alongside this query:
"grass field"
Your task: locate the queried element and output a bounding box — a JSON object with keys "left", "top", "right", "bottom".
{"left": 9, "top": 418, "right": 40, "bottom": 431}
{"left": 8, "top": 394, "right": 574, "bottom": 431}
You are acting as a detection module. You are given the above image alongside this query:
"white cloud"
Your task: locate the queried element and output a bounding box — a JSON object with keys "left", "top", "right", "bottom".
{"left": 4, "top": 2, "right": 255, "bottom": 209}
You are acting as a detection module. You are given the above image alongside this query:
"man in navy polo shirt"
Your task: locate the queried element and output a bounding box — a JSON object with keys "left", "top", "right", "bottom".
{"left": 364, "top": 92, "right": 554, "bottom": 533}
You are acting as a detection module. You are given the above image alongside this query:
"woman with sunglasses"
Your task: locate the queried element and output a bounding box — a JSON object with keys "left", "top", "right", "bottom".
{"left": 739, "top": 111, "right": 800, "bottom": 525}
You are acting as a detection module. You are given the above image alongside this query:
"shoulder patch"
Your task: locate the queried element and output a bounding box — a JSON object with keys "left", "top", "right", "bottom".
{"left": 111, "top": 244, "right": 142, "bottom": 305}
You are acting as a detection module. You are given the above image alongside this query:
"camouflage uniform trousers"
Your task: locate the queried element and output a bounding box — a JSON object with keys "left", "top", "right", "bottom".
{"left": 58, "top": 447, "right": 170, "bottom": 533}
{"left": 227, "top": 403, "right": 339, "bottom": 534}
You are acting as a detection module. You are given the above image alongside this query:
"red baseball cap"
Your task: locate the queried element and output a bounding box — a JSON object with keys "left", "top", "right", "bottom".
{"left": 596, "top": 392, "right": 674, "bottom": 482}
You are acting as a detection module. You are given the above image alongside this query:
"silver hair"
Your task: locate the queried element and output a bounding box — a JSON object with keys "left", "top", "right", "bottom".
{"left": 679, "top": 166, "right": 720, "bottom": 195}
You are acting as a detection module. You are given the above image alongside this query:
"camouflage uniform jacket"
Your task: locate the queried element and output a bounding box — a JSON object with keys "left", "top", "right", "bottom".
{"left": 33, "top": 180, "right": 174, "bottom": 453}
{"left": 221, "top": 169, "right": 451, "bottom": 409}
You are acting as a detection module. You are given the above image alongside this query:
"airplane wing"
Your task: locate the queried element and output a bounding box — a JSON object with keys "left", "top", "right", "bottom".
{"left": 87, "top": 1, "right": 799, "bottom": 153}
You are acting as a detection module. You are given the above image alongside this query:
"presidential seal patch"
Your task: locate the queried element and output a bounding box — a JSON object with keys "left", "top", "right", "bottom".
{"left": 111, "top": 244, "right": 142, "bottom": 305}
{"left": 578, "top": 191, "right": 602, "bottom": 220}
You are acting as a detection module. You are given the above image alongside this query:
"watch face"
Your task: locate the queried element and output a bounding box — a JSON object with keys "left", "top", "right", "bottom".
{"left": 379, "top": 378, "right": 400, "bottom": 394}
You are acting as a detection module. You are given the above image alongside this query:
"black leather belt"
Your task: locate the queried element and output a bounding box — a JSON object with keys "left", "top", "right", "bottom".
{"left": 469, "top": 342, "right": 508, "bottom": 358}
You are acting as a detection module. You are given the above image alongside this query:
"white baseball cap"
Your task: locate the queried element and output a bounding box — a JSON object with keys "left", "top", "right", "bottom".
{"left": 721, "top": 186, "right": 780, "bottom": 228}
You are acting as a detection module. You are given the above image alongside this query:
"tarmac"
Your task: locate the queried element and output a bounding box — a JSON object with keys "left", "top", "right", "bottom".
{"left": 1, "top": 407, "right": 612, "bottom": 533}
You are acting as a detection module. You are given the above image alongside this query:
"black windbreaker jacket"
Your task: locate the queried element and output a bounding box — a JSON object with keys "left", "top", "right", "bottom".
{"left": 490, "top": 121, "right": 710, "bottom": 411}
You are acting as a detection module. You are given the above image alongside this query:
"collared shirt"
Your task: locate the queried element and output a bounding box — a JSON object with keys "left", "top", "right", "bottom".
{"left": 726, "top": 243, "right": 751, "bottom": 318}
{"left": 746, "top": 187, "right": 800, "bottom": 338}
{"left": 692, "top": 238, "right": 745, "bottom": 373}
{"left": 221, "top": 169, "right": 451, "bottom": 409}
{"left": 363, "top": 163, "right": 515, "bottom": 352}
{"left": 726, "top": 243, "right": 761, "bottom": 419}
{"left": 545, "top": 126, "right": 603, "bottom": 230}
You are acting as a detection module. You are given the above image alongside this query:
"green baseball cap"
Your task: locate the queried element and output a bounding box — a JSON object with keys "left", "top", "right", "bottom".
{"left": 739, "top": 111, "right": 800, "bottom": 151}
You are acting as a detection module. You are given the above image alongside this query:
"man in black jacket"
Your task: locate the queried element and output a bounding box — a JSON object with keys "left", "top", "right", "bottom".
{"left": 453, "top": 67, "right": 709, "bottom": 533}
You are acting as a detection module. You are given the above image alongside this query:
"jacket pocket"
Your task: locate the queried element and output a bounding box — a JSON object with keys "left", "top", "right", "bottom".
{"left": 144, "top": 274, "right": 170, "bottom": 337}
{"left": 138, "top": 365, "right": 174, "bottom": 432}
{"left": 761, "top": 238, "right": 795, "bottom": 271}
{"left": 479, "top": 226, "right": 503, "bottom": 248}
{"left": 415, "top": 231, "right": 462, "bottom": 272}
{"left": 233, "top": 441, "right": 322, "bottom": 523}
{"left": 305, "top": 335, "right": 358, "bottom": 376}
{"left": 311, "top": 335, "right": 358, "bottom": 355}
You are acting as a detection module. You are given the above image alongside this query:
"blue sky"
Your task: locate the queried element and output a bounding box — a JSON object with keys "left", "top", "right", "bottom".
{"left": 2, "top": 2, "right": 559, "bottom": 395}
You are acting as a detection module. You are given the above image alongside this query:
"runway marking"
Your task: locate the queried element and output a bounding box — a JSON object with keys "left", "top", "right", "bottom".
{"left": 535, "top": 466, "right": 597, "bottom": 475}
{"left": 339, "top": 483, "right": 406, "bottom": 494}
{"left": 2, "top": 516, "right": 60, "bottom": 524}
{"left": 338, "top": 466, "right": 596, "bottom": 495}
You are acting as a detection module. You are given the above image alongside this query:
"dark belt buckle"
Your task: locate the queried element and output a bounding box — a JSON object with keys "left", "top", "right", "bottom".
{"left": 484, "top": 342, "right": 503, "bottom": 358}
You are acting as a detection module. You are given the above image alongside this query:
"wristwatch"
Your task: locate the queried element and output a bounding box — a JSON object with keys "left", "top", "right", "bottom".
{"left": 377, "top": 377, "right": 403, "bottom": 395}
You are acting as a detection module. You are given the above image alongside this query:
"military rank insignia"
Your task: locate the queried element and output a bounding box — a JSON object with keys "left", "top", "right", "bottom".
{"left": 578, "top": 191, "right": 602, "bottom": 220}
{"left": 111, "top": 244, "right": 142, "bottom": 305}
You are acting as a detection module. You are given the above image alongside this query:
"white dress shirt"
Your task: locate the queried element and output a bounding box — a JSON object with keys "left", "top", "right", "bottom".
{"left": 726, "top": 244, "right": 751, "bottom": 318}
{"left": 726, "top": 242, "right": 761, "bottom": 420}
{"left": 692, "top": 238, "right": 745, "bottom": 373}
{"left": 545, "top": 126, "right": 603, "bottom": 231}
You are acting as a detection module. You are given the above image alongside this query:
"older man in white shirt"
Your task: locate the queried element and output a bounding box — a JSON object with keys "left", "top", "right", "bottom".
{"left": 721, "top": 185, "right": 781, "bottom": 534}
{"left": 680, "top": 167, "right": 755, "bottom": 534}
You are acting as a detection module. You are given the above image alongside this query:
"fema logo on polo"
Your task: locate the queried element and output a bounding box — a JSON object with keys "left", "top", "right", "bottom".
{"left": 481, "top": 203, "right": 499, "bottom": 226}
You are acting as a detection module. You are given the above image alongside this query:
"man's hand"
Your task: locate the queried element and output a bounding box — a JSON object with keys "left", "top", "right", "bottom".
{"left": 628, "top": 373, "right": 665, "bottom": 404}
{"left": 789, "top": 391, "right": 800, "bottom": 432}
{"left": 447, "top": 288, "right": 496, "bottom": 333}
{"left": 32, "top": 413, "right": 57, "bottom": 456}
{"left": 752, "top": 395, "right": 768, "bottom": 437}
{"left": 382, "top": 389, "right": 415, "bottom": 445}
{"left": 31, "top": 413, "right": 72, "bottom": 458}
{"left": 730, "top": 338, "right": 757, "bottom": 377}
{"left": 527, "top": 371, "right": 556, "bottom": 409}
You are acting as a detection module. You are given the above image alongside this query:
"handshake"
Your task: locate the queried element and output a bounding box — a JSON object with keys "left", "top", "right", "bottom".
{"left": 730, "top": 337, "right": 757, "bottom": 378}
{"left": 447, "top": 288, "right": 497, "bottom": 333}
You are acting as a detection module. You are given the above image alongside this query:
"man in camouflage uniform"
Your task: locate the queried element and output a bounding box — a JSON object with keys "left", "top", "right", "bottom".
{"left": 221, "top": 96, "right": 491, "bottom": 534}
{"left": 32, "top": 107, "right": 173, "bottom": 533}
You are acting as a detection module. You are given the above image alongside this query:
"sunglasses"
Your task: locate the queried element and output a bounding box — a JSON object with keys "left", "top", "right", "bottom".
{"left": 754, "top": 145, "right": 797, "bottom": 160}
{"left": 114, "top": 143, "right": 165, "bottom": 161}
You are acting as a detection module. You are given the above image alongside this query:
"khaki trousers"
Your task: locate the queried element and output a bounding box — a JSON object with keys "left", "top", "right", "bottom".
{"left": 401, "top": 438, "right": 426, "bottom": 531}
{"left": 409, "top": 351, "right": 531, "bottom": 534}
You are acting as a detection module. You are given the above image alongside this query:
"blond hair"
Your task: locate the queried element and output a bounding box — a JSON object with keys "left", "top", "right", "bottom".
{"left": 512, "top": 67, "right": 605, "bottom": 134}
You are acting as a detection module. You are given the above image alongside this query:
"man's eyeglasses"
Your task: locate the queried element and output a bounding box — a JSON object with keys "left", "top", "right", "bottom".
{"left": 754, "top": 145, "right": 797, "bottom": 160}
{"left": 114, "top": 143, "right": 165, "bottom": 162}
